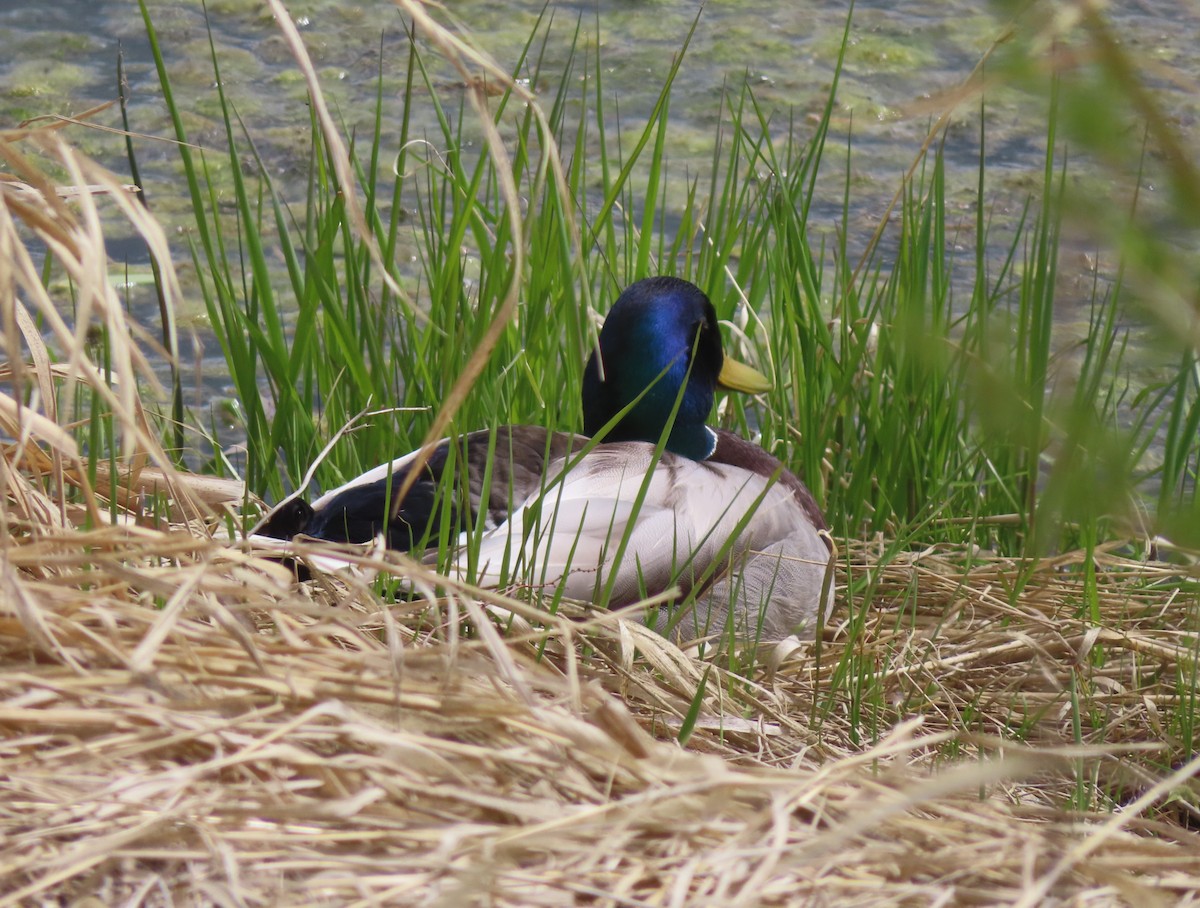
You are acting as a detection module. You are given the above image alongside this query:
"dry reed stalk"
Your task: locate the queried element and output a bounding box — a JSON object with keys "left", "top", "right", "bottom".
{"left": 0, "top": 129, "right": 229, "bottom": 535}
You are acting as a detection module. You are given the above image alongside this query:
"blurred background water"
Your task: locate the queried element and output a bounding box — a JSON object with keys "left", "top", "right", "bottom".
{"left": 2, "top": 0, "right": 1198, "bottom": 437}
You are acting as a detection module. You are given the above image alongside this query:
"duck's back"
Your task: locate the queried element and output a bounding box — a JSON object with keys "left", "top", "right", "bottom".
{"left": 263, "top": 426, "right": 584, "bottom": 550}
{"left": 453, "top": 438, "right": 834, "bottom": 642}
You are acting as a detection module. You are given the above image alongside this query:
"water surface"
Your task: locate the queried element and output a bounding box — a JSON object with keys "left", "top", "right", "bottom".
{"left": 2, "top": 0, "right": 1197, "bottom": 434}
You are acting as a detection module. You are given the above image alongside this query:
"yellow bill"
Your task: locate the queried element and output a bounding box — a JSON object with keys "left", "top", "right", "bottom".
{"left": 717, "top": 356, "right": 772, "bottom": 394}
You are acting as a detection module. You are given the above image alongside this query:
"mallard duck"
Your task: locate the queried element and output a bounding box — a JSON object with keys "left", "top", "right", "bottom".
{"left": 261, "top": 276, "right": 834, "bottom": 643}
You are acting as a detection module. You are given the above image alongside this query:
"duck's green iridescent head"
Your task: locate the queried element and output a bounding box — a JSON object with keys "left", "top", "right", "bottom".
{"left": 581, "top": 276, "right": 771, "bottom": 460}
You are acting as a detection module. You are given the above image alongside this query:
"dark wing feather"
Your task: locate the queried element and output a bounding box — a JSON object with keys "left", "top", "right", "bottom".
{"left": 260, "top": 426, "right": 585, "bottom": 552}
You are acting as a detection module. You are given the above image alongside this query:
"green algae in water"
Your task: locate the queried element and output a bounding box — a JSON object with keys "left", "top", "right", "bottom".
{"left": 204, "top": 0, "right": 275, "bottom": 24}
{"left": 3, "top": 60, "right": 94, "bottom": 103}
{"left": 841, "top": 33, "right": 936, "bottom": 74}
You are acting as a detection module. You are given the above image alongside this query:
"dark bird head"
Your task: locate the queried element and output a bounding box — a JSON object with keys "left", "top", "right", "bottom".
{"left": 581, "top": 276, "right": 771, "bottom": 460}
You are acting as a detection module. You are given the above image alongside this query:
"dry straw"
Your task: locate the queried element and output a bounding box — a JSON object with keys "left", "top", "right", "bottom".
{"left": 5, "top": 500, "right": 1200, "bottom": 904}
{"left": 4, "top": 17, "right": 1200, "bottom": 908}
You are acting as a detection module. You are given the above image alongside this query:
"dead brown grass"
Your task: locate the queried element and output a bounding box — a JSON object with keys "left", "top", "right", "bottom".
{"left": 4, "top": 513, "right": 1200, "bottom": 905}
{"left": 4, "top": 45, "right": 1200, "bottom": 908}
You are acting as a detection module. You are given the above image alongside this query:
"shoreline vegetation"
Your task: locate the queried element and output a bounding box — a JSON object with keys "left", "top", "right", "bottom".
{"left": 2, "top": 1, "right": 1199, "bottom": 903}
